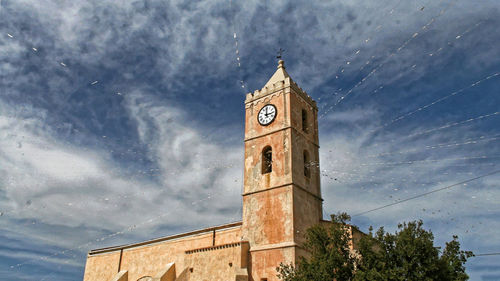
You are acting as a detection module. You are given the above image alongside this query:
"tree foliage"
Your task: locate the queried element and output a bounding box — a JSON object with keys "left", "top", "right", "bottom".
{"left": 277, "top": 213, "right": 473, "bottom": 281}
{"left": 277, "top": 213, "right": 357, "bottom": 281}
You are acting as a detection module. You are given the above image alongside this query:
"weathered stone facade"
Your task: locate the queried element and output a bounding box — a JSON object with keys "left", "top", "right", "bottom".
{"left": 83, "top": 61, "right": 335, "bottom": 281}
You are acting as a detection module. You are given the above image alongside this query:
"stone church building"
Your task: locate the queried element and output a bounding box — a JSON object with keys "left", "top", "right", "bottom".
{"left": 83, "top": 60, "right": 360, "bottom": 281}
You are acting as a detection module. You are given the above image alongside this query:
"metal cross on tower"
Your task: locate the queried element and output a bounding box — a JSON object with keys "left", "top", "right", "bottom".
{"left": 276, "top": 48, "right": 285, "bottom": 60}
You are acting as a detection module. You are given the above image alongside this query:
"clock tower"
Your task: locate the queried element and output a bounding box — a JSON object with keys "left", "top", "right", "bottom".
{"left": 242, "top": 60, "right": 323, "bottom": 280}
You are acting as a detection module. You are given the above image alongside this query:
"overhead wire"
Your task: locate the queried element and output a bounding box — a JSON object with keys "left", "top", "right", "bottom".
{"left": 317, "top": 18, "right": 498, "bottom": 160}
{"left": 309, "top": 0, "right": 500, "bottom": 258}
{"left": 0, "top": 158, "right": 240, "bottom": 219}
{"left": 229, "top": 0, "right": 247, "bottom": 92}
{"left": 404, "top": 111, "right": 499, "bottom": 139}
{"left": 367, "top": 19, "right": 485, "bottom": 97}
{"left": 358, "top": 155, "right": 500, "bottom": 167}
{"left": 355, "top": 112, "right": 500, "bottom": 153}
{"left": 0, "top": 3, "right": 247, "bottom": 219}
{"left": 320, "top": 0, "right": 457, "bottom": 118}
{"left": 370, "top": 72, "right": 500, "bottom": 133}
{"left": 356, "top": 111, "right": 499, "bottom": 163}
{"left": 473, "top": 252, "right": 500, "bottom": 257}
{"left": 365, "top": 135, "right": 500, "bottom": 158}
{"left": 2, "top": 0, "right": 499, "bottom": 275}
{"left": 351, "top": 169, "right": 500, "bottom": 217}
{"left": 1, "top": 13, "right": 248, "bottom": 271}
{"left": 314, "top": 0, "right": 411, "bottom": 105}
{"left": 9, "top": 182, "right": 241, "bottom": 269}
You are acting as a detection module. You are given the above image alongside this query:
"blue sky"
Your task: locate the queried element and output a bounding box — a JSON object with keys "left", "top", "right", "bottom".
{"left": 0, "top": 0, "right": 499, "bottom": 280}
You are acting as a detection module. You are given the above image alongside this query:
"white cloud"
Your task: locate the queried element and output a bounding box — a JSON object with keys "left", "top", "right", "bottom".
{"left": 0, "top": 0, "right": 498, "bottom": 279}
{"left": 0, "top": 94, "right": 243, "bottom": 257}
{"left": 319, "top": 110, "right": 500, "bottom": 256}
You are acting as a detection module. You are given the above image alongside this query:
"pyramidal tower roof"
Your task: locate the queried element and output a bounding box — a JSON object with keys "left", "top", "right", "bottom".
{"left": 245, "top": 59, "right": 316, "bottom": 108}
{"left": 263, "top": 60, "right": 291, "bottom": 88}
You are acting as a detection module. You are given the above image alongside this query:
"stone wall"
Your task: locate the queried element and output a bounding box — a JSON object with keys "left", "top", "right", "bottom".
{"left": 83, "top": 251, "right": 121, "bottom": 281}
{"left": 182, "top": 241, "right": 249, "bottom": 281}
{"left": 249, "top": 247, "right": 295, "bottom": 281}
{"left": 83, "top": 223, "right": 244, "bottom": 281}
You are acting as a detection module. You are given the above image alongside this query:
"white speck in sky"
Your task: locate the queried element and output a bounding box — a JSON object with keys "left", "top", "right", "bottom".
{"left": 116, "top": 92, "right": 122, "bottom": 96}
{"left": 346, "top": 61, "right": 350, "bottom": 65}
{"left": 60, "top": 62, "right": 67, "bottom": 67}
{"left": 456, "top": 35, "right": 461, "bottom": 39}
{"left": 7, "top": 33, "right": 13, "bottom": 38}
{"left": 91, "top": 81, "right": 98, "bottom": 85}
{"left": 32, "top": 47, "right": 38, "bottom": 52}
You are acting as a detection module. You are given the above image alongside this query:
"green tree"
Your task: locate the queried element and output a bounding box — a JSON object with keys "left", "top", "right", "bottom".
{"left": 277, "top": 213, "right": 358, "bottom": 281}
{"left": 439, "top": 235, "right": 474, "bottom": 281}
{"left": 277, "top": 214, "right": 474, "bottom": 281}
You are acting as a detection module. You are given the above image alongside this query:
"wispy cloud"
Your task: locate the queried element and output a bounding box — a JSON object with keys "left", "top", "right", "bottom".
{"left": 0, "top": 0, "right": 499, "bottom": 280}
{"left": 0, "top": 96, "right": 242, "bottom": 273}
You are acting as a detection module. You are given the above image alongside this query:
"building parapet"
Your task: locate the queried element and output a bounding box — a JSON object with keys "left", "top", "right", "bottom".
{"left": 185, "top": 241, "right": 248, "bottom": 254}
{"left": 245, "top": 77, "right": 317, "bottom": 108}
{"left": 88, "top": 221, "right": 242, "bottom": 255}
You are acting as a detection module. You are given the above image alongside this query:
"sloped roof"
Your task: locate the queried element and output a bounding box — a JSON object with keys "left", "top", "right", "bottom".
{"left": 263, "top": 60, "right": 292, "bottom": 88}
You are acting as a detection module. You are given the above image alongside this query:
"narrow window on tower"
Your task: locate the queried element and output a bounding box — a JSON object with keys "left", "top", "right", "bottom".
{"left": 262, "top": 146, "right": 272, "bottom": 174}
{"left": 302, "top": 109, "right": 308, "bottom": 133}
{"left": 303, "top": 150, "right": 311, "bottom": 178}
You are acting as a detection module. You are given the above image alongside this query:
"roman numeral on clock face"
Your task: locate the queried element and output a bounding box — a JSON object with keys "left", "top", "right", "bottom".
{"left": 257, "top": 104, "right": 277, "bottom": 126}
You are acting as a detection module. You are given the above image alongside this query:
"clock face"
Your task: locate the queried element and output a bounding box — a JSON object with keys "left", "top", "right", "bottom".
{"left": 258, "top": 104, "right": 277, "bottom": 126}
